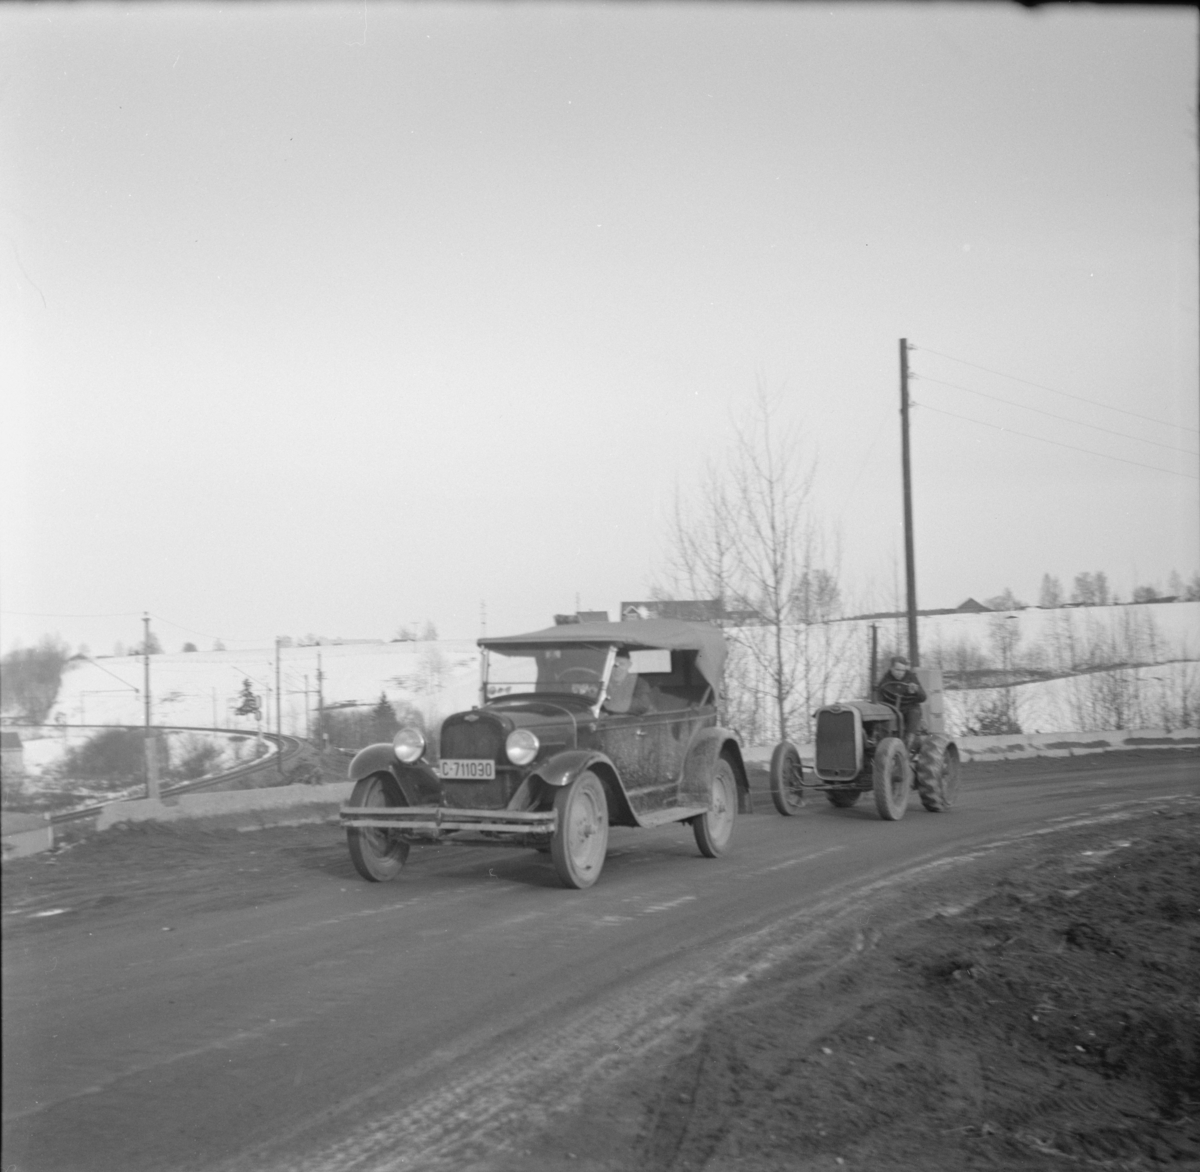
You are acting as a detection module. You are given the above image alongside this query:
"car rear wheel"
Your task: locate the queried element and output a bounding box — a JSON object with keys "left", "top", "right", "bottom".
{"left": 694, "top": 756, "right": 737, "bottom": 857}
{"left": 346, "top": 773, "right": 411, "bottom": 882}
{"left": 769, "top": 741, "right": 805, "bottom": 816}
{"left": 550, "top": 772, "right": 609, "bottom": 889}
{"left": 872, "top": 737, "right": 912, "bottom": 821}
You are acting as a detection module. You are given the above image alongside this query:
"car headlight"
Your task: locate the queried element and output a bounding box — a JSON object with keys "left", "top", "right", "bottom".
{"left": 505, "top": 729, "right": 539, "bottom": 766}
{"left": 392, "top": 727, "right": 426, "bottom": 763}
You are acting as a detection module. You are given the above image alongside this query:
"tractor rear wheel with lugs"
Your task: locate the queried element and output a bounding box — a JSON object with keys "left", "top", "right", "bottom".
{"left": 916, "top": 735, "right": 961, "bottom": 812}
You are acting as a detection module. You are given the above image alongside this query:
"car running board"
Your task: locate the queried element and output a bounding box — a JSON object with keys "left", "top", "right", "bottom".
{"left": 636, "top": 804, "right": 710, "bottom": 828}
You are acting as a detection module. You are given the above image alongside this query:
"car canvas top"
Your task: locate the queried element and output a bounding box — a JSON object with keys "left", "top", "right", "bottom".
{"left": 478, "top": 618, "right": 727, "bottom": 696}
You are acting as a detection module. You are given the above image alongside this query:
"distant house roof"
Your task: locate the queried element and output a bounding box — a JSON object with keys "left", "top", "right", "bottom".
{"left": 955, "top": 598, "right": 992, "bottom": 613}
{"left": 620, "top": 600, "right": 725, "bottom": 624}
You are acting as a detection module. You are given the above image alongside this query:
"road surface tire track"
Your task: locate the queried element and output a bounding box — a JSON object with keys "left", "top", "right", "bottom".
{"left": 208, "top": 792, "right": 1196, "bottom": 1172}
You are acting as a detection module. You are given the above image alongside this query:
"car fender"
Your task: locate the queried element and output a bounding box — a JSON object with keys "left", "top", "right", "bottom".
{"left": 532, "top": 748, "right": 617, "bottom": 789}
{"left": 683, "top": 728, "right": 752, "bottom": 814}
{"left": 347, "top": 743, "right": 433, "bottom": 807}
{"left": 530, "top": 749, "right": 637, "bottom": 828}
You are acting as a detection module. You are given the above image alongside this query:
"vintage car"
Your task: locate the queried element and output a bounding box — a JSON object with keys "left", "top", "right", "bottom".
{"left": 339, "top": 618, "right": 750, "bottom": 888}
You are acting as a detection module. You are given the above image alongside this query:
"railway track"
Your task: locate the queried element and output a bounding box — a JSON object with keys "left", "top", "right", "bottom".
{"left": 7, "top": 726, "right": 310, "bottom": 827}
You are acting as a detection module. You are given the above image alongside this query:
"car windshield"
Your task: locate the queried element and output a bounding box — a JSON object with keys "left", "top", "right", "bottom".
{"left": 483, "top": 644, "right": 612, "bottom": 703}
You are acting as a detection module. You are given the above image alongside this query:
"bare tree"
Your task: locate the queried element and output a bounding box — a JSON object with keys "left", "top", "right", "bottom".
{"left": 1, "top": 637, "right": 72, "bottom": 724}
{"left": 1072, "top": 571, "right": 1110, "bottom": 606}
{"left": 985, "top": 587, "right": 1025, "bottom": 611}
{"left": 664, "top": 459, "right": 740, "bottom": 622}
{"left": 659, "top": 387, "right": 853, "bottom": 741}
{"left": 1038, "top": 574, "right": 1064, "bottom": 609}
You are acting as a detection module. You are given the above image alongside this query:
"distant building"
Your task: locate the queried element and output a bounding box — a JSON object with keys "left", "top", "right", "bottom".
{"left": 554, "top": 611, "right": 611, "bottom": 626}
{"left": 846, "top": 598, "right": 996, "bottom": 621}
{"left": 620, "top": 600, "right": 726, "bottom": 624}
{"left": 1, "top": 730, "right": 25, "bottom": 777}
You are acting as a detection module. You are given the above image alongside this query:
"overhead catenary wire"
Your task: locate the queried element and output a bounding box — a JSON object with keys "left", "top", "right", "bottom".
{"left": 913, "top": 373, "right": 1200, "bottom": 456}
{"left": 0, "top": 609, "right": 143, "bottom": 619}
{"left": 913, "top": 345, "right": 1199, "bottom": 434}
{"left": 915, "top": 400, "right": 1200, "bottom": 480}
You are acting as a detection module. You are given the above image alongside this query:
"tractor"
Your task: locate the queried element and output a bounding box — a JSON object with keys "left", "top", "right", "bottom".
{"left": 769, "top": 666, "right": 961, "bottom": 820}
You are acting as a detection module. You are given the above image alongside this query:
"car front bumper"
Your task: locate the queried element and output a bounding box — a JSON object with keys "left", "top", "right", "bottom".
{"left": 339, "top": 804, "right": 557, "bottom": 844}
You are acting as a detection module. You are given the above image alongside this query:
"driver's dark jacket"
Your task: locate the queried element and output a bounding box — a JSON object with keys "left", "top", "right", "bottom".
{"left": 875, "top": 669, "right": 926, "bottom": 710}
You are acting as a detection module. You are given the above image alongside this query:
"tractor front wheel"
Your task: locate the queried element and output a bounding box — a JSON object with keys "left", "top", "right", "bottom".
{"left": 872, "top": 737, "right": 912, "bottom": 821}
{"left": 769, "top": 741, "right": 805, "bottom": 816}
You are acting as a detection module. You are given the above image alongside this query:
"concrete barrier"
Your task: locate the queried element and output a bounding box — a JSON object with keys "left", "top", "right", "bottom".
{"left": 93, "top": 781, "right": 355, "bottom": 832}
{"left": 953, "top": 727, "right": 1199, "bottom": 762}
{"left": 1, "top": 811, "right": 54, "bottom": 860}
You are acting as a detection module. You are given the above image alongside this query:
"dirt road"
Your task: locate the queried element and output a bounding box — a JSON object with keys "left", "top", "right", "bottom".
{"left": 3, "top": 750, "right": 1196, "bottom": 1171}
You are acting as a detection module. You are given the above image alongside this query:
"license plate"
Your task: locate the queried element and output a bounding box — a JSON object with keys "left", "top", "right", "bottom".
{"left": 438, "top": 759, "right": 496, "bottom": 780}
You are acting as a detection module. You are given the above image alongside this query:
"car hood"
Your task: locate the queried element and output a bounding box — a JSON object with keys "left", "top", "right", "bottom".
{"left": 440, "top": 700, "right": 580, "bottom": 761}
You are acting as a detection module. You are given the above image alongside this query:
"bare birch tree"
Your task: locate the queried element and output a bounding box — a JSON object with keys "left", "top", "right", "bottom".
{"left": 658, "top": 387, "right": 854, "bottom": 741}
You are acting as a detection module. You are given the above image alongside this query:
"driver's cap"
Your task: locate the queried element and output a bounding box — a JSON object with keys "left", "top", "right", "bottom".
{"left": 890, "top": 655, "right": 910, "bottom": 668}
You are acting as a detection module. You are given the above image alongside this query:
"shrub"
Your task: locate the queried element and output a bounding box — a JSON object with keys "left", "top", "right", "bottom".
{"left": 167, "top": 735, "right": 223, "bottom": 781}
{"left": 60, "top": 728, "right": 145, "bottom": 781}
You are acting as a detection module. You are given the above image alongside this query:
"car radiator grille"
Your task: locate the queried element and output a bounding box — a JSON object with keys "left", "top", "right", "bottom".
{"left": 440, "top": 718, "right": 504, "bottom": 761}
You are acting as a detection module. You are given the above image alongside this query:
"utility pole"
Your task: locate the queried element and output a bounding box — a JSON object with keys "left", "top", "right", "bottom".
{"left": 143, "top": 612, "right": 159, "bottom": 800}
{"left": 316, "top": 651, "right": 325, "bottom": 748}
{"left": 868, "top": 622, "right": 880, "bottom": 699}
{"left": 899, "top": 338, "right": 919, "bottom": 666}
{"left": 275, "top": 638, "right": 283, "bottom": 775}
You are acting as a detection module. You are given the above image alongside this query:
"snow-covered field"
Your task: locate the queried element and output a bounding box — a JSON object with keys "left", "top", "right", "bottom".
{"left": 24, "top": 601, "right": 1198, "bottom": 754}
{"left": 944, "top": 659, "right": 1199, "bottom": 736}
{"left": 46, "top": 639, "right": 483, "bottom": 737}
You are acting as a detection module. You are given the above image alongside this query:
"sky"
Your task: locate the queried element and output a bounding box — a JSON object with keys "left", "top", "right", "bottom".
{"left": 2, "top": 2, "right": 1197, "bottom": 656}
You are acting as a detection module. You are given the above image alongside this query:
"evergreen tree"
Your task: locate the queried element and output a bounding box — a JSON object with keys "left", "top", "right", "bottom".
{"left": 371, "top": 693, "right": 399, "bottom": 743}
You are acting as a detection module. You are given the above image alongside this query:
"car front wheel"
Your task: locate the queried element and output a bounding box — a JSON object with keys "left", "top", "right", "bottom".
{"left": 346, "top": 773, "right": 411, "bottom": 882}
{"left": 550, "top": 771, "right": 609, "bottom": 889}
{"left": 693, "top": 756, "right": 737, "bottom": 857}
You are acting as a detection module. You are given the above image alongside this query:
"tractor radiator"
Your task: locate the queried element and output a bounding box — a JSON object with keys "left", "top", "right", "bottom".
{"left": 815, "top": 709, "right": 859, "bottom": 779}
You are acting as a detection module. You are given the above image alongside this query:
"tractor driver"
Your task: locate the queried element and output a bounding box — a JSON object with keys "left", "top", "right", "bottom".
{"left": 876, "top": 655, "right": 927, "bottom": 748}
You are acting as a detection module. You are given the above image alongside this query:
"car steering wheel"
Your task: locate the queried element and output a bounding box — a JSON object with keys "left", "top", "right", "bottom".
{"left": 559, "top": 667, "right": 601, "bottom": 683}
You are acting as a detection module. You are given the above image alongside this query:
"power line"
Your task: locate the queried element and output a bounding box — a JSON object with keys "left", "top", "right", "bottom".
{"left": 913, "top": 345, "right": 1199, "bottom": 434}
{"left": 916, "top": 401, "right": 1200, "bottom": 480}
{"left": 149, "top": 613, "right": 244, "bottom": 643}
{"left": 0, "top": 609, "right": 142, "bottom": 619}
{"left": 914, "top": 374, "right": 1200, "bottom": 456}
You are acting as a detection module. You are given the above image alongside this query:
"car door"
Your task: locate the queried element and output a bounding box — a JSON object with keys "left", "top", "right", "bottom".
{"left": 598, "top": 695, "right": 710, "bottom": 818}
